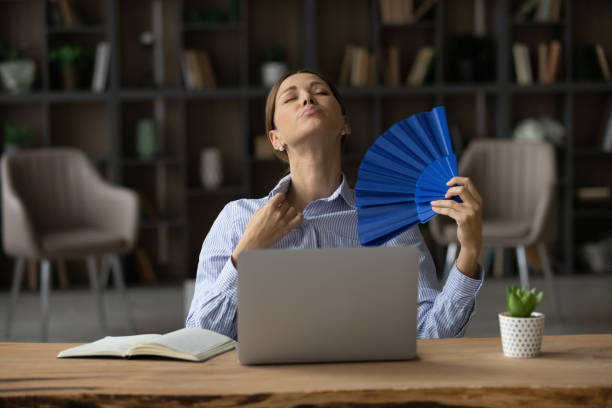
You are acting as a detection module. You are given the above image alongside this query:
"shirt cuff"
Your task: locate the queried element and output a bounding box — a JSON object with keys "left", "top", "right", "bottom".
{"left": 216, "top": 258, "right": 238, "bottom": 300}
{"left": 444, "top": 262, "right": 485, "bottom": 302}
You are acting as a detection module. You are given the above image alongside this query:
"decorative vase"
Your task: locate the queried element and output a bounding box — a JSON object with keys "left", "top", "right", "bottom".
{"left": 200, "top": 148, "right": 222, "bottom": 189}
{"left": 136, "top": 119, "right": 156, "bottom": 159}
{"left": 0, "top": 60, "right": 36, "bottom": 93}
{"left": 261, "top": 61, "right": 287, "bottom": 87}
{"left": 61, "top": 66, "right": 77, "bottom": 90}
{"left": 499, "top": 312, "right": 545, "bottom": 358}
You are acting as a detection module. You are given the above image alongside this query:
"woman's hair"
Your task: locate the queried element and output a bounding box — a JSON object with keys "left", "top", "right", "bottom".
{"left": 265, "top": 68, "right": 348, "bottom": 163}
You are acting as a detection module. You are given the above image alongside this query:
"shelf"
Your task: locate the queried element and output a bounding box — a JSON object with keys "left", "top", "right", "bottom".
{"left": 47, "top": 25, "right": 108, "bottom": 34}
{"left": 182, "top": 22, "right": 241, "bottom": 32}
{"left": 187, "top": 186, "right": 244, "bottom": 197}
{"left": 121, "top": 157, "right": 184, "bottom": 166}
{"left": 510, "top": 84, "right": 568, "bottom": 93}
{"left": 511, "top": 21, "right": 565, "bottom": 28}
{"left": 572, "top": 83, "right": 612, "bottom": 93}
{"left": 380, "top": 21, "right": 436, "bottom": 30}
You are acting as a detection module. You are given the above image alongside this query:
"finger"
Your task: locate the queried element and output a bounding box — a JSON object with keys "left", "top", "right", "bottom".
{"left": 445, "top": 185, "right": 477, "bottom": 207}
{"left": 277, "top": 201, "right": 290, "bottom": 216}
{"left": 289, "top": 211, "right": 303, "bottom": 228}
{"left": 284, "top": 206, "right": 298, "bottom": 220}
{"left": 269, "top": 192, "right": 286, "bottom": 207}
{"left": 447, "top": 177, "right": 482, "bottom": 205}
{"left": 431, "top": 205, "right": 465, "bottom": 222}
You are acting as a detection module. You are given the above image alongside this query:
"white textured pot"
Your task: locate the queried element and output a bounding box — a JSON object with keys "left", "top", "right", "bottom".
{"left": 499, "top": 312, "right": 545, "bottom": 358}
{"left": 0, "top": 60, "right": 36, "bottom": 93}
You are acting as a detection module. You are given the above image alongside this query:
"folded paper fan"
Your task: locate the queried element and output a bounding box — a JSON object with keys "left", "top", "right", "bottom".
{"left": 356, "top": 106, "right": 460, "bottom": 246}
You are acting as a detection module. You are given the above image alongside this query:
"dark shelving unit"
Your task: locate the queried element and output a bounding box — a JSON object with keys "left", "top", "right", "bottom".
{"left": 1, "top": 0, "right": 611, "bottom": 285}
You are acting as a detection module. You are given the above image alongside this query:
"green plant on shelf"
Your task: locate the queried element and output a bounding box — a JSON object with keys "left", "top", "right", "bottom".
{"left": 506, "top": 284, "right": 543, "bottom": 318}
{"left": 4, "top": 122, "right": 30, "bottom": 150}
{"left": 49, "top": 44, "right": 85, "bottom": 90}
{"left": 49, "top": 45, "right": 83, "bottom": 67}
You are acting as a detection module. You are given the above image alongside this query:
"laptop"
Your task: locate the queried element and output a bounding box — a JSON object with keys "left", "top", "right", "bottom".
{"left": 236, "top": 246, "right": 420, "bottom": 365}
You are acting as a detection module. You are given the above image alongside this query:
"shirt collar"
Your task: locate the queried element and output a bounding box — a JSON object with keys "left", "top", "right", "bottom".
{"left": 267, "top": 173, "right": 356, "bottom": 209}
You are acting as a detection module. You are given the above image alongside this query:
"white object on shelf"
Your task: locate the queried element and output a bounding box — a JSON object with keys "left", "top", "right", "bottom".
{"left": 0, "top": 60, "right": 36, "bottom": 93}
{"left": 200, "top": 148, "right": 223, "bottom": 189}
{"left": 261, "top": 62, "right": 287, "bottom": 87}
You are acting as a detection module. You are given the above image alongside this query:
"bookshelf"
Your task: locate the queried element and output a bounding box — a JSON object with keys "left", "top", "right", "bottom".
{"left": 0, "top": 0, "right": 611, "bottom": 286}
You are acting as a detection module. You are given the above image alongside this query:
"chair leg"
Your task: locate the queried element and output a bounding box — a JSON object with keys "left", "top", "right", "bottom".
{"left": 443, "top": 243, "right": 459, "bottom": 283}
{"left": 105, "top": 254, "right": 136, "bottom": 333}
{"left": 516, "top": 245, "right": 530, "bottom": 289}
{"left": 87, "top": 256, "right": 106, "bottom": 332}
{"left": 40, "top": 259, "right": 52, "bottom": 342}
{"left": 537, "top": 243, "right": 560, "bottom": 321}
{"left": 5, "top": 257, "right": 26, "bottom": 338}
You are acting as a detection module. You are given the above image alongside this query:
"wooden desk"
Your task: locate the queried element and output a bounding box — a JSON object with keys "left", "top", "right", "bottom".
{"left": 1, "top": 335, "right": 611, "bottom": 407}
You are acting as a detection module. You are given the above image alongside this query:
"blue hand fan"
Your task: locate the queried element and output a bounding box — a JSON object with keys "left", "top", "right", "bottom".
{"left": 355, "top": 106, "right": 459, "bottom": 246}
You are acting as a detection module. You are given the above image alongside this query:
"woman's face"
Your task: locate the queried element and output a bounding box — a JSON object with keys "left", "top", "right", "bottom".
{"left": 269, "top": 73, "right": 349, "bottom": 155}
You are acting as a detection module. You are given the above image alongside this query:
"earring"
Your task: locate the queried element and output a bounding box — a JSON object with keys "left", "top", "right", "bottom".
{"left": 278, "top": 145, "right": 285, "bottom": 152}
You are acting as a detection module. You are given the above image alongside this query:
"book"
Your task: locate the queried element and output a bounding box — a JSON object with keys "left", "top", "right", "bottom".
{"left": 513, "top": 43, "right": 532, "bottom": 85}
{"left": 91, "top": 42, "right": 110, "bottom": 92}
{"left": 196, "top": 50, "right": 217, "bottom": 88}
{"left": 57, "top": 328, "right": 236, "bottom": 362}
{"left": 595, "top": 44, "right": 611, "bottom": 82}
{"left": 338, "top": 44, "right": 355, "bottom": 85}
{"left": 535, "top": 0, "right": 551, "bottom": 22}
{"left": 413, "top": 0, "right": 438, "bottom": 22}
{"left": 538, "top": 42, "right": 548, "bottom": 84}
{"left": 546, "top": 40, "right": 562, "bottom": 83}
{"left": 514, "top": 0, "right": 539, "bottom": 22}
{"left": 384, "top": 45, "right": 401, "bottom": 86}
{"left": 56, "top": 0, "right": 81, "bottom": 27}
{"left": 406, "top": 46, "right": 434, "bottom": 85}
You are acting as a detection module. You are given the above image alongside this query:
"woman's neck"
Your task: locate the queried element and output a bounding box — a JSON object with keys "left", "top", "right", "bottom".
{"left": 285, "top": 153, "right": 342, "bottom": 213}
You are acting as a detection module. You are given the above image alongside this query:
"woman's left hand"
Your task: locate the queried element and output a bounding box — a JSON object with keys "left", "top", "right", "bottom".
{"left": 431, "top": 176, "right": 483, "bottom": 276}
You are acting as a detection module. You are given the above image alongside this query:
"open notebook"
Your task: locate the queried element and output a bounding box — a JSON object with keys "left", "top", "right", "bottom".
{"left": 57, "top": 328, "right": 236, "bottom": 362}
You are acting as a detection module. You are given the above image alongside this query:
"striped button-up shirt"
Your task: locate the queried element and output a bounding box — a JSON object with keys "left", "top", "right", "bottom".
{"left": 186, "top": 174, "right": 484, "bottom": 340}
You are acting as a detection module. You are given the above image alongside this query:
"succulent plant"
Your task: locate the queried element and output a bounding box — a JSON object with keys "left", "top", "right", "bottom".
{"left": 506, "top": 284, "right": 543, "bottom": 318}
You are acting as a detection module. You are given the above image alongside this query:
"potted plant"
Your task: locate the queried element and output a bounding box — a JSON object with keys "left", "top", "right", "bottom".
{"left": 0, "top": 43, "right": 36, "bottom": 93}
{"left": 260, "top": 45, "right": 287, "bottom": 87}
{"left": 499, "top": 285, "right": 545, "bottom": 358}
{"left": 49, "top": 44, "right": 83, "bottom": 90}
{"left": 4, "top": 122, "right": 30, "bottom": 155}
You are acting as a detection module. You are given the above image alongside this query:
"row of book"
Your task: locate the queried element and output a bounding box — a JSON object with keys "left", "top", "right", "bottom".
{"left": 384, "top": 45, "right": 434, "bottom": 86}
{"left": 181, "top": 49, "right": 217, "bottom": 89}
{"left": 514, "top": 0, "right": 563, "bottom": 23}
{"left": 48, "top": 0, "right": 83, "bottom": 28}
{"left": 378, "top": 0, "right": 438, "bottom": 25}
{"left": 512, "top": 41, "right": 562, "bottom": 85}
{"left": 338, "top": 45, "right": 376, "bottom": 87}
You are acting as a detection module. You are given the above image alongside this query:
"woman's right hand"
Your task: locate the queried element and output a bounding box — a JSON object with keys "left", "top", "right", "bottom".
{"left": 231, "top": 192, "right": 303, "bottom": 266}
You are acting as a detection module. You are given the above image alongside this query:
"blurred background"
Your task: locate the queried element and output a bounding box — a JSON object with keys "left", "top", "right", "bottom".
{"left": 0, "top": 0, "right": 611, "bottom": 342}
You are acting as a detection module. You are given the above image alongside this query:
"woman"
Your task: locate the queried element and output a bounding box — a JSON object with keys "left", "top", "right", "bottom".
{"left": 186, "top": 69, "right": 484, "bottom": 340}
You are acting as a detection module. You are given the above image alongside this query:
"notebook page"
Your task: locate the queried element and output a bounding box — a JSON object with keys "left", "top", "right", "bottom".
{"left": 145, "top": 328, "right": 234, "bottom": 356}
{"left": 58, "top": 334, "right": 161, "bottom": 357}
